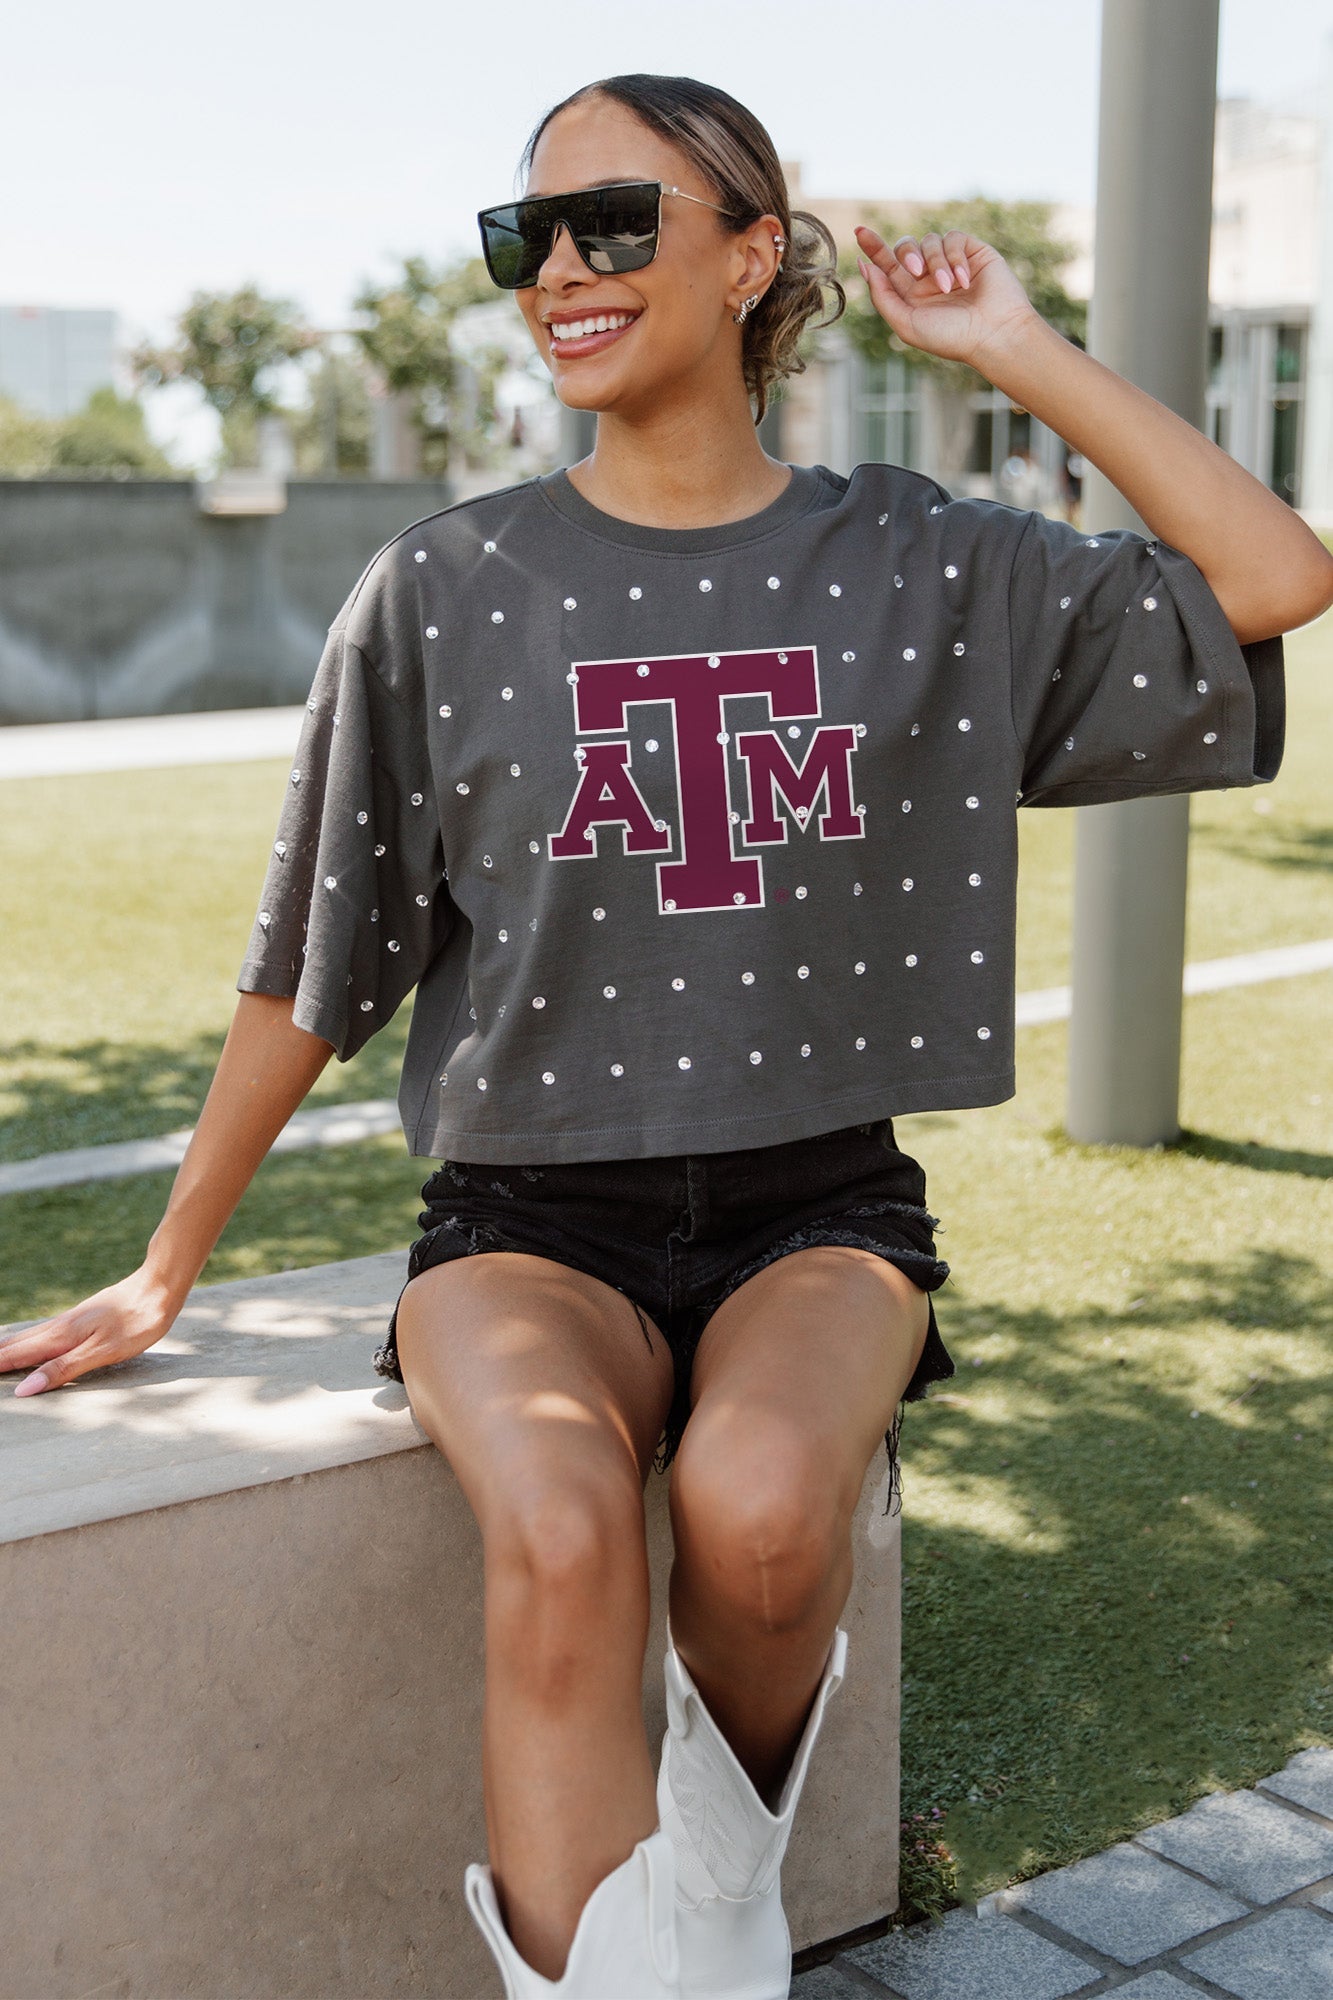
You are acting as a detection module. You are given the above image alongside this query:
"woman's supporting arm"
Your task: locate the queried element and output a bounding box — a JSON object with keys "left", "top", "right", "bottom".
{"left": 2, "top": 991, "right": 336, "bottom": 1394}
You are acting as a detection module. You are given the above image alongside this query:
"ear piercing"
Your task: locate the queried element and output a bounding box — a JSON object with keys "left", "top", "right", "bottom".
{"left": 733, "top": 234, "right": 786, "bottom": 323}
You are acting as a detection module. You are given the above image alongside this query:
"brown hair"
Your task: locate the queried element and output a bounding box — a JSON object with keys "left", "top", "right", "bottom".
{"left": 517, "top": 73, "right": 845, "bottom": 427}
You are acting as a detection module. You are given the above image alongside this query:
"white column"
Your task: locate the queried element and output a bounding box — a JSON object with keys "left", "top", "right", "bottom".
{"left": 1066, "top": 0, "right": 1220, "bottom": 1147}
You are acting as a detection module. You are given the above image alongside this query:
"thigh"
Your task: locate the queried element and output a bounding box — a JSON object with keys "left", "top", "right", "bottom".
{"left": 394, "top": 1250, "right": 676, "bottom": 1517}
{"left": 683, "top": 1246, "right": 931, "bottom": 1512}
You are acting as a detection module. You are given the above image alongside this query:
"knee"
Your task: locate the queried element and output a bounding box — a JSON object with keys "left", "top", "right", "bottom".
{"left": 669, "top": 1424, "right": 852, "bottom": 1634}
{"left": 485, "top": 1468, "right": 648, "bottom": 1645}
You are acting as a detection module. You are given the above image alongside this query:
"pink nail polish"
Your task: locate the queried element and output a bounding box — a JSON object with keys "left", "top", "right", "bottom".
{"left": 906, "top": 253, "right": 924, "bottom": 277}
{"left": 14, "top": 1370, "right": 49, "bottom": 1397}
{"left": 937, "top": 266, "right": 952, "bottom": 292}
{"left": 954, "top": 264, "right": 969, "bottom": 288}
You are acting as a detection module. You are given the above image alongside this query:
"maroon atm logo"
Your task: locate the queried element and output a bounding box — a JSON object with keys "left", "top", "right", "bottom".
{"left": 548, "top": 646, "right": 865, "bottom": 913}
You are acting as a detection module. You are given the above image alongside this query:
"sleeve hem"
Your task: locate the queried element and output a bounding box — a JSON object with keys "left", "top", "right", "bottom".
{"left": 236, "top": 961, "right": 348, "bottom": 1057}
{"left": 1156, "top": 546, "right": 1286, "bottom": 784}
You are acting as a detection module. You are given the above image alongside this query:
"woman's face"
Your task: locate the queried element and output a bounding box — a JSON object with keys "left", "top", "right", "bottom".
{"left": 514, "top": 94, "right": 778, "bottom": 419}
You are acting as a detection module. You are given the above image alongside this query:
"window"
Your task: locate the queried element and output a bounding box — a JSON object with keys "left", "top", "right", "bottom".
{"left": 1269, "top": 322, "right": 1305, "bottom": 506}
{"left": 853, "top": 350, "right": 922, "bottom": 468}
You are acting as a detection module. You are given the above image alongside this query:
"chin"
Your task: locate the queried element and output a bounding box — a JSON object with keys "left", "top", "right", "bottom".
{"left": 553, "top": 371, "right": 645, "bottom": 418}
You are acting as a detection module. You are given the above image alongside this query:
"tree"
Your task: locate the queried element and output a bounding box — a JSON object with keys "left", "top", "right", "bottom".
{"left": 352, "top": 254, "right": 502, "bottom": 475}
{"left": 52, "top": 386, "right": 176, "bottom": 472}
{"left": 289, "top": 344, "right": 376, "bottom": 476}
{"left": 130, "top": 286, "right": 318, "bottom": 469}
{"left": 836, "top": 195, "right": 1086, "bottom": 392}
{"left": 0, "top": 387, "right": 174, "bottom": 475}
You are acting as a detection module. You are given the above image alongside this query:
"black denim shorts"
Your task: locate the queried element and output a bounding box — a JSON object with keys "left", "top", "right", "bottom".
{"left": 373, "top": 1116, "right": 954, "bottom": 1514}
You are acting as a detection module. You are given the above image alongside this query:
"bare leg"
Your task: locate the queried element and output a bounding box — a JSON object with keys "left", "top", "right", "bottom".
{"left": 668, "top": 1247, "right": 930, "bottom": 1804}
{"left": 395, "top": 1251, "right": 675, "bottom": 1981}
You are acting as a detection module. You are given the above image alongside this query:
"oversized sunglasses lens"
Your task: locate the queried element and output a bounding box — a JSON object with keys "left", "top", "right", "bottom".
{"left": 478, "top": 183, "right": 661, "bottom": 289}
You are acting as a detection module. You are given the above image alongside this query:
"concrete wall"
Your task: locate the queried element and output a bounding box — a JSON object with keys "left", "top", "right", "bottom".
{"left": 0, "top": 478, "right": 455, "bottom": 725}
{"left": 0, "top": 1251, "right": 903, "bottom": 2000}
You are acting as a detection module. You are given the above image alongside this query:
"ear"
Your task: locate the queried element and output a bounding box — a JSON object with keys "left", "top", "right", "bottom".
{"left": 727, "top": 211, "right": 785, "bottom": 315}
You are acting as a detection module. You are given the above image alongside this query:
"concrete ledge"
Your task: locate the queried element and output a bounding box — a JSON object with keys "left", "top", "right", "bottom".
{"left": 0, "top": 1253, "right": 901, "bottom": 1999}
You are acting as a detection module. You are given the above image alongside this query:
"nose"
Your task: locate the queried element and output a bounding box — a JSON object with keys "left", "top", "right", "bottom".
{"left": 537, "top": 219, "right": 591, "bottom": 289}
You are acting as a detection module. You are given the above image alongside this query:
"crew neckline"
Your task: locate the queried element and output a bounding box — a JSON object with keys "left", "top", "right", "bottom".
{"left": 536, "top": 460, "right": 828, "bottom": 553}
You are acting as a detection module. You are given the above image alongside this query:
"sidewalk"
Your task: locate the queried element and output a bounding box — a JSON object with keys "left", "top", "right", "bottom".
{"left": 0, "top": 704, "right": 304, "bottom": 779}
{"left": 793, "top": 1747, "right": 1333, "bottom": 1998}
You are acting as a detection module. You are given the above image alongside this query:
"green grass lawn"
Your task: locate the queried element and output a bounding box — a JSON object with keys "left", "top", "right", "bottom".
{"left": 1, "top": 606, "right": 1329, "bottom": 1916}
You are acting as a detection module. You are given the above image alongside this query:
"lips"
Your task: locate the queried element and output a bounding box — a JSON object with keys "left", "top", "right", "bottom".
{"left": 546, "top": 312, "right": 641, "bottom": 358}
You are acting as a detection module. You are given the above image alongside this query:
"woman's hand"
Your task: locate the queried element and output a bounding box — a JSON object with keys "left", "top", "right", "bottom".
{"left": 853, "top": 223, "right": 1038, "bottom": 372}
{"left": 0, "top": 1267, "right": 183, "bottom": 1396}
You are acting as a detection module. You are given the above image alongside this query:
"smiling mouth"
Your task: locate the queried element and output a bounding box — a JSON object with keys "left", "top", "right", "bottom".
{"left": 547, "top": 311, "right": 641, "bottom": 356}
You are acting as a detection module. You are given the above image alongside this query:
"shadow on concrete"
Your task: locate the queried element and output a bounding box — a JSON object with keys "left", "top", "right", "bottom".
{"left": 896, "top": 1240, "right": 1333, "bottom": 1909}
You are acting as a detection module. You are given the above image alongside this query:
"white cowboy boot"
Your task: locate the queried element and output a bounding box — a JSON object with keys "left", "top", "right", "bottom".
{"left": 464, "top": 1825, "right": 681, "bottom": 1999}
{"left": 655, "top": 1622, "right": 849, "bottom": 2000}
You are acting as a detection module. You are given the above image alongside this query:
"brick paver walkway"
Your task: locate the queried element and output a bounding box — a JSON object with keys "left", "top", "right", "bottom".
{"left": 793, "top": 1746, "right": 1333, "bottom": 1997}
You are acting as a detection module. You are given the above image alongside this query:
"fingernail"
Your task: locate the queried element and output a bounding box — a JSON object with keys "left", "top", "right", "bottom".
{"left": 856, "top": 256, "right": 870, "bottom": 282}
{"left": 954, "top": 263, "right": 969, "bottom": 288}
{"left": 936, "top": 265, "right": 952, "bottom": 291}
{"left": 14, "top": 1370, "right": 49, "bottom": 1397}
{"left": 906, "top": 252, "right": 925, "bottom": 277}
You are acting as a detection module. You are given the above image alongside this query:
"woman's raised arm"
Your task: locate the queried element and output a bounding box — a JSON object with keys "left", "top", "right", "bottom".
{"left": 1, "top": 991, "right": 335, "bottom": 1396}
{"left": 854, "top": 221, "right": 1333, "bottom": 644}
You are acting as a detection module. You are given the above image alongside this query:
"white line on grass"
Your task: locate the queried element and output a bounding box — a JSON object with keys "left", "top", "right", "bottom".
{"left": 0, "top": 707, "right": 305, "bottom": 779}
{"left": 1, "top": 1100, "right": 402, "bottom": 1195}
{"left": 1015, "top": 937, "right": 1333, "bottom": 1023}
{"left": 3, "top": 939, "right": 1330, "bottom": 1196}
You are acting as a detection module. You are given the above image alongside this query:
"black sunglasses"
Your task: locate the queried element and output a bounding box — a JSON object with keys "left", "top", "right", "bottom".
{"left": 476, "top": 180, "right": 735, "bottom": 292}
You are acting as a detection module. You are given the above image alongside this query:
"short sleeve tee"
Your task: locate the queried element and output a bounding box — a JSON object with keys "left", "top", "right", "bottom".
{"left": 236, "top": 459, "right": 1285, "bottom": 1163}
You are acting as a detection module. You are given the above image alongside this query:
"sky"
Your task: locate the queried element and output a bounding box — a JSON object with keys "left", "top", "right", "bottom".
{"left": 4, "top": 0, "right": 1330, "bottom": 460}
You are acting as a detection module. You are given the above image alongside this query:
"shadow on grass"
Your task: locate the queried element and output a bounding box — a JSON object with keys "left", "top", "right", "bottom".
{"left": 1200, "top": 819, "right": 1333, "bottom": 876}
{"left": 898, "top": 1241, "right": 1333, "bottom": 1910}
{"left": 0, "top": 1136, "right": 430, "bottom": 1327}
{"left": 0, "top": 1023, "right": 411, "bottom": 1164}
{"left": 1174, "top": 1128, "right": 1333, "bottom": 1180}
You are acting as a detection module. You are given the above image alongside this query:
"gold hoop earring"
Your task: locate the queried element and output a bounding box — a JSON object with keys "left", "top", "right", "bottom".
{"left": 733, "top": 292, "right": 761, "bottom": 325}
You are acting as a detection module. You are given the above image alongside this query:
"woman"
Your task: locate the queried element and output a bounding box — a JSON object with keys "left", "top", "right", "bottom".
{"left": 5, "top": 70, "right": 1326, "bottom": 2000}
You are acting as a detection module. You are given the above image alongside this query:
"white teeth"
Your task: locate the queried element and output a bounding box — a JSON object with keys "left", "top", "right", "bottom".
{"left": 551, "top": 313, "right": 634, "bottom": 340}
